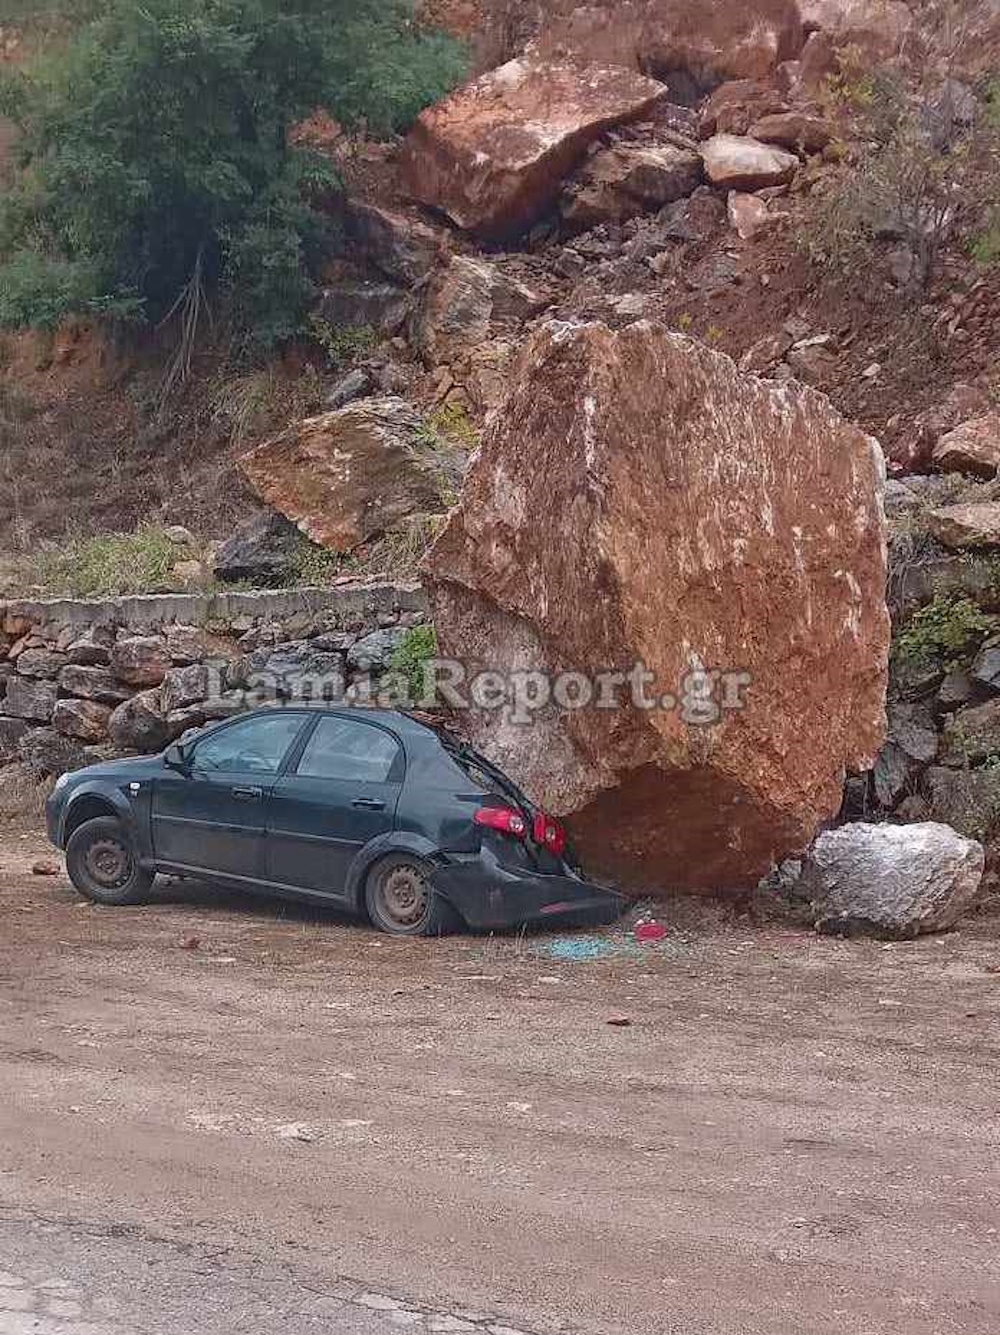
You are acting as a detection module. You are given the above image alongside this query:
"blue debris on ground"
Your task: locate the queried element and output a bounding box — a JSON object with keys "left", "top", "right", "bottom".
{"left": 541, "top": 935, "right": 619, "bottom": 962}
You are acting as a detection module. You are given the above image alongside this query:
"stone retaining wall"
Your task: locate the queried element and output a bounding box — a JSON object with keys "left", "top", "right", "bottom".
{"left": 0, "top": 583, "right": 429, "bottom": 776}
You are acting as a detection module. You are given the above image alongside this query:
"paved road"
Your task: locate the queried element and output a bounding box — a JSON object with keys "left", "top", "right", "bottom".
{"left": 0, "top": 1206, "right": 530, "bottom": 1335}
{"left": 3, "top": 826, "right": 1000, "bottom": 1335}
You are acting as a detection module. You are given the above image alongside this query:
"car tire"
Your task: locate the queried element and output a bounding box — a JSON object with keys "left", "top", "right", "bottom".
{"left": 65, "top": 816, "right": 154, "bottom": 907}
{"left": 364, "top": 854, "right": 460, "bottom": 937}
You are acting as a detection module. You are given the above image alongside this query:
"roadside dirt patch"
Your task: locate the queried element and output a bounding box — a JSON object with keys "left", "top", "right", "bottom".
{"left": 2, "top": 821, "right": 1000, "bottom": 1334}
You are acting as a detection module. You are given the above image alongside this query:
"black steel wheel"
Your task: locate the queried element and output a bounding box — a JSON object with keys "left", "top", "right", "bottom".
{"left": 364, "top": 854, "right": 459, "bottom": 937}
{"left": 65, "top": 816, "right": 154, "bottom": 907}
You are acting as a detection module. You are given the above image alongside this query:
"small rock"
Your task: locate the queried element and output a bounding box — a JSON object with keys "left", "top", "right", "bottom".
{"left": 31, "top": 859, "right": 60, "bottom": 877}
{"left": 52, "top": 698, "right": 113, "bottom": 744}
{"left": 275, "top": 1122, "right": 319, "bottom": 1143}
{"left": 727, "top": 191, "right": 773, "bottom": 240}
{"left": 110, "top": 637, "right": 172, "bottom": 688}
{"left": 699, "top": 134, "right": 799, "bottom": 191}
{"left": 606, "top": 1013, "right": 633, "bottom": 1026}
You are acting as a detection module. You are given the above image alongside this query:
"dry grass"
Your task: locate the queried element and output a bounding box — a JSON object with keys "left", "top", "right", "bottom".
{"left": 0, "top": 764, "right": 52, "bottom": 822}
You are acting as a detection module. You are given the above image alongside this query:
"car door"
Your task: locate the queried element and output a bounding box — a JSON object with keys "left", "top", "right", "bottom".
{"left": 264, "top": 714, "right": 404, "bottom": 896}
{"left": 152, "top": 711, "right": 308, "bottom": 881}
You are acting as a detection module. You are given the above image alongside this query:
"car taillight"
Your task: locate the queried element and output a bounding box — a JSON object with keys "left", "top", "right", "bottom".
{"left": 475, "top": 806, "right": 527, "bottom": 839}
{"left": 533, "top": 812, "right": 567, "bottom": 857}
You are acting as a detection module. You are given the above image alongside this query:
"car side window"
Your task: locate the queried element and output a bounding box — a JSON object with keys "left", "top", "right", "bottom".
{"left": 190, "top": 713, "right": 304, "bottom": 775}
{"left": 295, "top": 717, "right": 401, "bottom": 784}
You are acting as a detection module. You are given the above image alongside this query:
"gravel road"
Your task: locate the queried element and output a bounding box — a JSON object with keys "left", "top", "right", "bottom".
{"left": 2, "top": 820, "right": 999, "bottom": 1335}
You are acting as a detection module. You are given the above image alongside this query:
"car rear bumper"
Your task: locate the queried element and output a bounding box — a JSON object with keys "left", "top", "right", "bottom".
{"left": 431, "top": 848, "right": 624, "bottom": 931}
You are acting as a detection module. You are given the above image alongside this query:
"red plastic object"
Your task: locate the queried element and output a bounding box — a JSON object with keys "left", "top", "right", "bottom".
{"left": 635, "top": 921, "right": 668, "bottom": 945}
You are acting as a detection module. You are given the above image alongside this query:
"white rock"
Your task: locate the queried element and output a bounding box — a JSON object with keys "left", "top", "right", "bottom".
{"left": 804, "top": 821, "right": 984, "bottom": 937}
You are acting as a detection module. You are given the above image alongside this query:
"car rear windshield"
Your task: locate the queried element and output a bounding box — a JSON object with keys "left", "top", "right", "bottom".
{"left": 443, "top": 740, "right": 533, "bottom": 812}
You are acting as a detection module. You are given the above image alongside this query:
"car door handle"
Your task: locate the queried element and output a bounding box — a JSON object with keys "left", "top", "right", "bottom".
{"left": 231, "top": 786, "right": 263, "bottom": 802}
{"left": 352, "top": 797, "right": 386, "bottom": 811}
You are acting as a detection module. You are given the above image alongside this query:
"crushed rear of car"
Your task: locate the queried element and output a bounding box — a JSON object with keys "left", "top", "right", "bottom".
{"left": 427, "top": 730, "right": 624, "bottom": 931}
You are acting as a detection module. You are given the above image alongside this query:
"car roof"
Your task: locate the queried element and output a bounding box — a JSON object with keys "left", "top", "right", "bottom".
{"left": 224, "top": 705, "right": 447, "bottom": 744}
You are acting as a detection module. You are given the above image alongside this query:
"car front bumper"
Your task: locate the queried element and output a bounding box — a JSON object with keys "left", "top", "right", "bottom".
{"left": 45, "top": 793, "right": 63, "bottom": 849}
{"left": 431, "top": 848, "right": 625, "bottom": 932}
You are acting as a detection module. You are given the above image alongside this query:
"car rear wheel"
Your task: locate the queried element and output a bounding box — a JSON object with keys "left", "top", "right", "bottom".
{"left": 364, "top": 854, "right": 460, "bottom": 937}
{"left": 66, "top": 816, "right": 154, "bottom": 907}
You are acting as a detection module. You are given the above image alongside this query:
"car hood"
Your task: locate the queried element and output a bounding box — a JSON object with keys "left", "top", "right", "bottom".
{"left": 66, "top": 754, "right": 168, "bottom": 785}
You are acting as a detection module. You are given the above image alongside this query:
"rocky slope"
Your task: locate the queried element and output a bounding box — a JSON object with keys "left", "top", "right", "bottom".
{"left": 3, "top": 0, "right": 1000, "bottom": 908}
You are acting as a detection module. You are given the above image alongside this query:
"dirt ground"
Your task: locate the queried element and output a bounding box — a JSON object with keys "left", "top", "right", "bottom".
{"left": 2, "top": 816, "right": 1000, "bottom": 1335}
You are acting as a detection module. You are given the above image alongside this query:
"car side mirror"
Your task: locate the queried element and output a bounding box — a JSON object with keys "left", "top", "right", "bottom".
{"left": 164, "top": 742, "right": 190, "bottom": 773}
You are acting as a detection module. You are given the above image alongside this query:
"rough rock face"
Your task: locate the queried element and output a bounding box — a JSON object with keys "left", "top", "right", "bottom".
{"left": 561, "top": 139, "right": 703, "bottom": 232}
{"left": 700, "top": 134, "right": 799, "bottom": 190}
{"left": 400, "top": 58, "right": 667, "bottom": 239}
{"left": 213, "top": 511, "right": 308, "bottom": 586}
{"left": 748, "top": 111, "right": 833, "bottom": 153}
{"left": 110, "top": 637, "right": 172, "bottom": 688}
{"left": 798, "top": 0, "right": 912, "bottom": 62}
{"left": 803, "top": 822, "right": 984, "bottom": 938}
{"left": 411, "top": 256, "right": 545, "bottom": 370}
{"left": 425, "top": 319, "right": 889, "bottom": 893}
{"left": 53, "top": 698, "right": 113, "bottom": 743}
{"left": 927, "top": 503, "right": 1000, "bottom": 550}
{"left": 932, "top": 415, "right": 1000, "bottom": 479}
{"left": 531, "top": 0, "right": 803, "bottom": 89}
{"left": 239, "top": 398, "right": 455, "bottom": 554}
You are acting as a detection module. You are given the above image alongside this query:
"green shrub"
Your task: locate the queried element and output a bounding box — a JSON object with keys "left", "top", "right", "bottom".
{"left": 892, "top": 594, "right": 995, "bottom": 670}
{"left": 389, "top": 624, "right": 438, "bottom": 705}
{"left": 307, "top": 315, "right": 379, "bottom": 368}
{"left": 0, "top": 0, "right": 466, "bottom": 353}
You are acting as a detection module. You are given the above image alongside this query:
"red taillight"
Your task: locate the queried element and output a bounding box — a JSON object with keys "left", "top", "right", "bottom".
{"left": 533, "top": 812, "right": 567, "bottom": 857}
{"left": 475, "top": 806, "right": 527, "bottom": 838}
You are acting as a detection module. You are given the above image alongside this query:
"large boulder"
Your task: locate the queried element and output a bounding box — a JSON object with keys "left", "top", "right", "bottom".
{"left": 58, "top": 664, "right": 132, "bottom": 706}
{"left": 238, "top": 398, "right": 457, "bottom": 554}
{"left": 15, "top": 648, "right": 68, "bottom": 680}
{"left": 798, "top": 0, "right": 912, "bottom": 62}
{"left": 109, "top": 691, "right": 172, "bottom": 753}
{"left": 803, "top": 822, "right": 984, "bottom": 938}
{"left": 889, "top": 383, "right": 992, "bottom": 474}
{"left": 424, "top": 319, "right": 889, "bottom": 893}
{"left": 344, "top": 200, "right": 445, "bottom": 285}
{"left": 400, "top": 58, "right": 667, "bottom": 239}
{"left": 531, "top": 0, "right": 803, "bottom": 89}
{"left": 3, "top": 677, "right": 58, "bottom": 724}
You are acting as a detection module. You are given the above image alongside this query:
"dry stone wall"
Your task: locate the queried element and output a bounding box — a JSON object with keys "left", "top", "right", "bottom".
{"left": 0, "top": 584, "right": 428, "bottom": 776}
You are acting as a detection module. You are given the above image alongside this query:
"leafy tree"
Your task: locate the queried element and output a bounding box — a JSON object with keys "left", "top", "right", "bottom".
{"left": 0, "top": 0, "right": 465, "bottom": 353}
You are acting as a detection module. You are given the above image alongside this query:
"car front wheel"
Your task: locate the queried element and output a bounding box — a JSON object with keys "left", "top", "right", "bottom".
{"left": 65, "top": 816, "right": 154, "bottom": 907}
{"left": 364, "top": 854, "right": 460, "bottom": 937}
